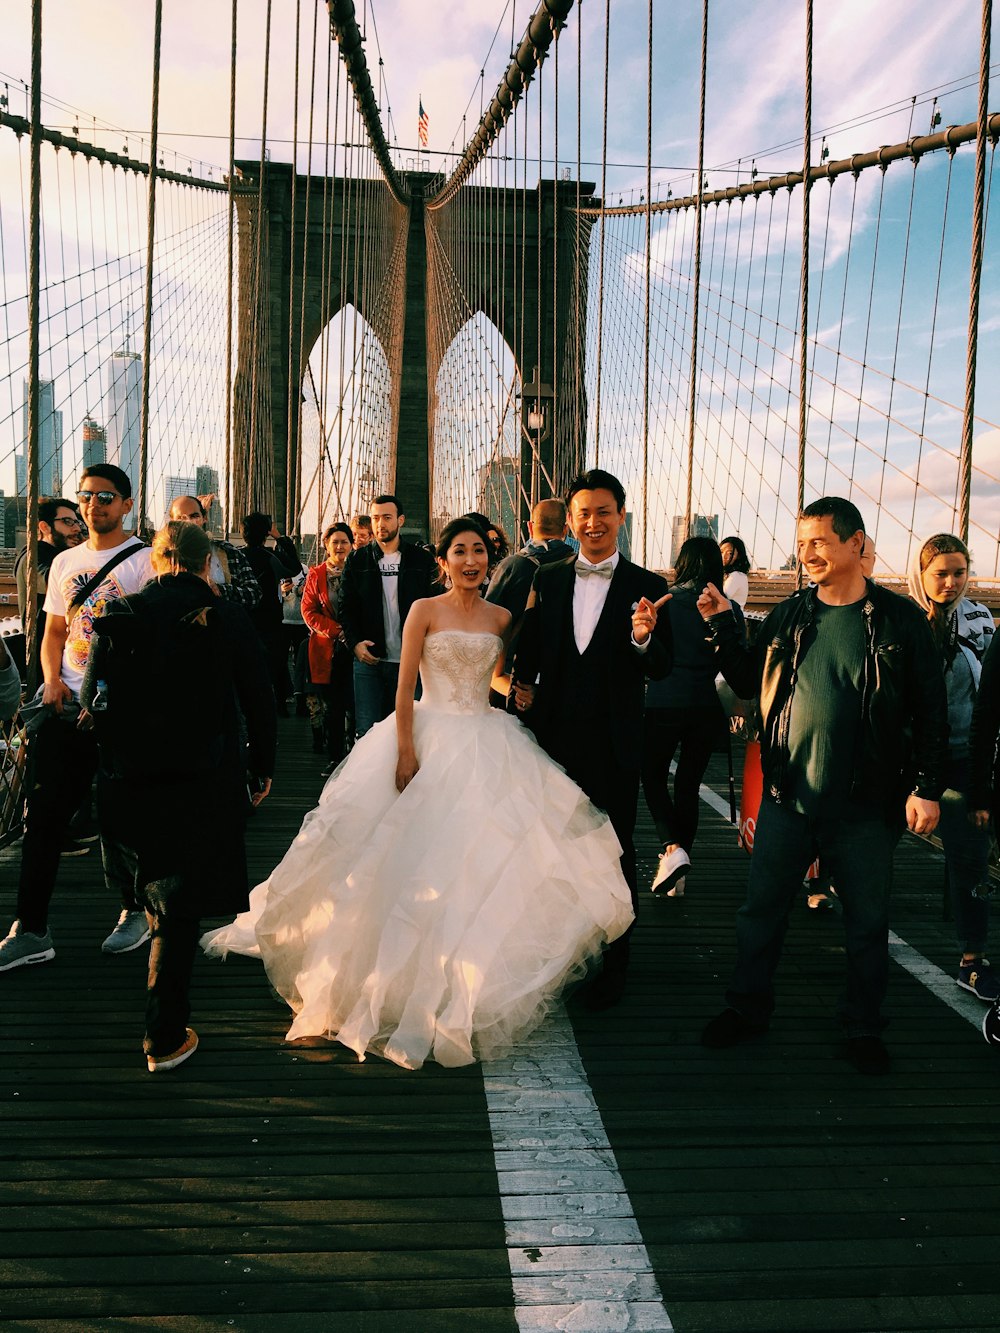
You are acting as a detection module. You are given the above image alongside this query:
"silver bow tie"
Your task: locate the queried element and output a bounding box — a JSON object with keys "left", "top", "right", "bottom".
{"left": 576, "top": 561, "right": 614, "bottom": 580}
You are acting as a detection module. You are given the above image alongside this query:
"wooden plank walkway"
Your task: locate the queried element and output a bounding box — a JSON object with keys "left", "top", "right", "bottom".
{"left": 1, "top": 717, "right": 999, "bottom": 1332}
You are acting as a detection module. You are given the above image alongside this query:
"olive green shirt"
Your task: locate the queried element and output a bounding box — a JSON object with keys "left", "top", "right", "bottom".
{"left": 786, "top": 597, "right": 866, "bottom": 816}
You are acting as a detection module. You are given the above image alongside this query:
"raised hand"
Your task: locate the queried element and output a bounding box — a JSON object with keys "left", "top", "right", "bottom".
{"left": 696, "top": 582, "right": 731, "bottom": 621}
{"left": 631, "top": 593, "right": 671, "bottom": 644}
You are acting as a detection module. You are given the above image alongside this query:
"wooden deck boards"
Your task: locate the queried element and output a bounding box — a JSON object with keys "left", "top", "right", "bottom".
{"left": 1, "top": 720, "right": 999, "bottom": 1331}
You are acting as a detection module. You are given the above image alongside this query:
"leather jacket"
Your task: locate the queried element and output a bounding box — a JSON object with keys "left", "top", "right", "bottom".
{"left": 709, "top": 581, "right": 947, "bottom": 816}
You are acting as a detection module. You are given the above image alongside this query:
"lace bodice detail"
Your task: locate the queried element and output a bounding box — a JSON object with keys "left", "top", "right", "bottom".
{"left": 419, "top": 630, "right": 501, "bottom": 715}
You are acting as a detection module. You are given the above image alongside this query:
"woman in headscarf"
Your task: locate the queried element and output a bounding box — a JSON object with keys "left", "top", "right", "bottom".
{"left": 909, "top": 533, "right": 997, "bottom": 1005}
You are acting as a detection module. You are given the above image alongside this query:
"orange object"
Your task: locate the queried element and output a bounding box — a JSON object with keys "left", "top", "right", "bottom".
{"left": 738, "top": 740, "right": 818, "bottom": 878}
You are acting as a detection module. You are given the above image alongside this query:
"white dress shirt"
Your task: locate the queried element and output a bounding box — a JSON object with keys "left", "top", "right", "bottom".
{"left": 573, "top": 552, "right": 619, "bottom": 653}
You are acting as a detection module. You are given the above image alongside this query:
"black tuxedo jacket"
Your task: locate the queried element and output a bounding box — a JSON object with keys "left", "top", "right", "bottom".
{"left": 512, "top": 555, "right": 672, "bottom": 773}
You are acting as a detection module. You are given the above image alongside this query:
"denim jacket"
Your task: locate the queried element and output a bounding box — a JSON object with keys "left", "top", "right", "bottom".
{"left": 708, "top": 581, "right": 947, "bottom": 816}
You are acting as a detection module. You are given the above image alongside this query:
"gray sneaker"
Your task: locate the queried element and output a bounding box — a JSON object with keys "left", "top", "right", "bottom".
{"left": 0, "top": 920, "right": 55, "bottom": 972}
{"left": 102, "top": 910, "right": 150, "bottom": 954}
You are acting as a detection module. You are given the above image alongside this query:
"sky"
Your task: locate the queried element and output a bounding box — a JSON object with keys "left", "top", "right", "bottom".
{"left": 3, "top": 2, "right": 991, "bottom": 199}
{"left": 2, "top": 0, "right": 998, "bottom": 564}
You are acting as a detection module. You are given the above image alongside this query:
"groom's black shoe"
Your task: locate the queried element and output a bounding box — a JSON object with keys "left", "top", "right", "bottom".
{"left": 581, "top": 968, "right": 627, "bottom": 1012}
{"left": 701, "top": 1007, "right": 769, "bottom": 1048}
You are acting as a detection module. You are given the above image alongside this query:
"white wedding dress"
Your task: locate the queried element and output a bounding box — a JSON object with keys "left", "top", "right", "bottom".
{"left": 202, "top": 629, "right": 634, "bottom": 1069}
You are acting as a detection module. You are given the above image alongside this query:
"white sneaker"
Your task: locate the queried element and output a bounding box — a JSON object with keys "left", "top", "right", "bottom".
{"left": 102, "top": 910, "right": 151, "bottom": 954}
{"left": 651, "top": 846, "right": 691, "bottom": 894}
{"left": 666, "top": 876, "right": 686, "bottom": 898}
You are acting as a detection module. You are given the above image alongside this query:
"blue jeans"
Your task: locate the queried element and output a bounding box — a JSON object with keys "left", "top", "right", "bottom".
{"left": 938, "top": 755, "right": 991, "bottom": 955}
{"left": 352, "top": 659, "right": 400, "bottom": 738}
{"left": 726, "top": 798, "right": 900, "bottom": 1037}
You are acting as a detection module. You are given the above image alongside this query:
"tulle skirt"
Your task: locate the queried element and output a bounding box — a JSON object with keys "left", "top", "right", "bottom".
{"left": 201, "top": 704, "right": 634, "bottom": 1069}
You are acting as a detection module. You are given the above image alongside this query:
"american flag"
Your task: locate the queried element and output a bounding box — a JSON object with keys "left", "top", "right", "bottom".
{"left": 418, "top": 98, "right": 429, "bottom": 149}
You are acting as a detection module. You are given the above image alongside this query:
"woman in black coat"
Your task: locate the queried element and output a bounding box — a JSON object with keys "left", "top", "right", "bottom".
{"left": 84, "top": 521, "right": 276, "bottom": 1071}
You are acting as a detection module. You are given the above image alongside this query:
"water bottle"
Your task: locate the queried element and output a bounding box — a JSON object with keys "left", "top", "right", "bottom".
{"left": 91, "top": 679, "right": 109, "bottom": 713}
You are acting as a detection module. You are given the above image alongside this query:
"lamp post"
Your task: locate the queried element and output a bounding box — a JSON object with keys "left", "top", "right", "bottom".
{"left": 519, "top": 365, "right": 554, "bottom": 539}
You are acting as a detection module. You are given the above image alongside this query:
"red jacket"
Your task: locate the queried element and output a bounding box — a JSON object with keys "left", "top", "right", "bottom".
{"left": 301, "top": 563, "right": 344, "bottom": 684}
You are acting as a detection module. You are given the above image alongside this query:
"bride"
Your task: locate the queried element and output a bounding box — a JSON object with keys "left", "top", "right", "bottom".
{"left": 202, "top": 516, "right": 634, "bottom": 1069}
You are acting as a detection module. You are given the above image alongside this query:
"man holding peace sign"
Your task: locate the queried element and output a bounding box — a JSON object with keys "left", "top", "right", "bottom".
{"left": 512, "top": 469, "right": 673, "bottom": 1009}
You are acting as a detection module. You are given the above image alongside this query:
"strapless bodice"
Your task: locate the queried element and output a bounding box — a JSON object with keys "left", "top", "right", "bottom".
{"left": 419, "top": 629, "right": 501, "bottom": 715}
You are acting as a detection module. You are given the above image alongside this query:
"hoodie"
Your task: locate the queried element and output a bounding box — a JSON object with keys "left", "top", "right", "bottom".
{"left": 907, "top": 547, "right": 994, "bottom": 753}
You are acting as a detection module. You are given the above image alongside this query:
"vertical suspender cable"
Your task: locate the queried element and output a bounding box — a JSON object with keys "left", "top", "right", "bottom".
{"left": 225, "top": 0, "right": 237, "bottom": 537}
{"left": 552, "top": 17, "right": 559, "bottom": 494}
{"left": 537, "top": 57, "right": 544, "bottom": 506}
{"left": 642, "top": 0, "right": 652, "bottom": 564}
{"left": 285, "top": 0, "right": 301, "bottom": 533}
{"left": 593, "top": 0, "right": 610, "bottom": 463}
{"left": 249, "top": 0, "right": 273, "bottom": 508}
{"left": 686, "top": 0, "right": 708, "bottom": 537}
{"left": 138, "top": 0, "right": 163, "bottom": 537}
{"left": 24, "top": 0, "right": 42, "bottom": 695}
{"left": 797, "top": 0, "right": 812, "bottom": 534}
{"left": 293, "top": 0, "right": 320, "bottom": 539}
{"left": 959, "top": 0, "right": 991, "bottom": 542}
{"left": 575, "top": 1, "right": 582, "bottom": 461}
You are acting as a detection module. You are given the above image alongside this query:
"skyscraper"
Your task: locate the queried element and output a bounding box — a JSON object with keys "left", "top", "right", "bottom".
{"left": 670, "top": 513, "right": 718, "bottom": 567}
{"left": 104, "top": 349, "right": 142, "bottom": 504}
{"left": 15, "top": 378, "right": 64, "bottom": 497}
{"left": 164, "top": 475, "right": 197, "bottom": 517}
{"left": 476, "top": 456, "right": 519, "bottom": 545}
{"left": 195, "top": 464, "right": 221, "bottom": 533}
{"left": 82, "top": 417, "right": 107, "bottom": 470}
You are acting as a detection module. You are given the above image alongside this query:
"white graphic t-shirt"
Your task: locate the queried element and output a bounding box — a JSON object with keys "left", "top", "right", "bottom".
{"left": 43, "top": 537, "right": 153, "bottom": 697}
{"left": 379, "top": 549, "right": 403, "bottom": 662}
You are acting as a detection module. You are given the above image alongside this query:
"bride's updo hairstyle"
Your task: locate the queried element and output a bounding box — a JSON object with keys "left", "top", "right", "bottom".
{"left": 434, "top": 515, "right": 492, "bottom": 586}
{"left": 152, "top": 519, "right": 212, "bottom": 576}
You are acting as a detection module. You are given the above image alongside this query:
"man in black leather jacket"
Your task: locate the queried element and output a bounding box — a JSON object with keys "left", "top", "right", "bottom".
{"left": 697, "top": 497, "right": 947, "bottom": 1075}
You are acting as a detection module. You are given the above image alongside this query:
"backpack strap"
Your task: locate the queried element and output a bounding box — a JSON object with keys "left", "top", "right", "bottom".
{"left": 67, "top": 543, "right": 146, "bottom": 614}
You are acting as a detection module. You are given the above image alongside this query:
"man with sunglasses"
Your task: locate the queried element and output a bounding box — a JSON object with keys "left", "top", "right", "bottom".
{"left": 14, "top": 496, "right": 86, "bottom": 635}
{"left": 0, "top": 465, "right": 153, "bottom": 972}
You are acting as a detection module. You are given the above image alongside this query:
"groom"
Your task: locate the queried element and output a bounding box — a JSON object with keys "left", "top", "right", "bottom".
{"left": 512, "top": 468, "right": 672, "bottom": 1009}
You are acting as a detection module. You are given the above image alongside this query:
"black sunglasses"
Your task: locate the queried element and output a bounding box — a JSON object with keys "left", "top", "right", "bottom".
{"left": 77, "top": 489, "right": 121, "bottom": 505}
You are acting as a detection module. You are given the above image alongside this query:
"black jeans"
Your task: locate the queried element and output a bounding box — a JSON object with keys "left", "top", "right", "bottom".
{"left": 144, "top": 895, "right": 200, "bottom": 1056}
{"left": 726, "top": 798, "right": 899, "bottom": 1037}
{"left": 16, "top": 716, "right": 139, "bottom": 934}
{"left": 641, "top": 705, "right": 722, "bottom": 852}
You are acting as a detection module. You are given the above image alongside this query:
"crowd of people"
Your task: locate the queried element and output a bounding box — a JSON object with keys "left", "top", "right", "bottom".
{"left": 2, "top": 463, "right": 1000, "bottom": 1072}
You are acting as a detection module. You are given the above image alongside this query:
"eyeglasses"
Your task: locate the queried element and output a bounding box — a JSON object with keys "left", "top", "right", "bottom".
{"left": 77, "top": 489, "right": 121, "bottom": 505}
{"left": 55, "top": 516, "right": 85, "bottom": 526}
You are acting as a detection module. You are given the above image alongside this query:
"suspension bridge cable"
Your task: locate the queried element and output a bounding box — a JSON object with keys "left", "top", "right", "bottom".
{"left": 285, "top": 0, "right": 302, "bottom": 534}
{"left": 641, "top": 0, "right": 653, "bottom": 561}
{"left": 686, "top": 0, "right": 709, "bottom": 536}
{"left": 959, "top": 0, "right": 992, "bottom": 542}
{"left": 225, "top": 0, "right": 237, "bottom": 536}
{"left": 248, "top": 0, "right": 273, "bottom": 515}
{"left": 593, "top": 0, "right": 609, "bottom": 464}
{"left": 797, "top": 0, "right": 812, "bottom": 537}
{"left": 138, "top": 0, "right": 163, "bottom": 536}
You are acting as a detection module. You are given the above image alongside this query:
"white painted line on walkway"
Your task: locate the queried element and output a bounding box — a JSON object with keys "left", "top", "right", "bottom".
{"left": 482, "top": 1008, "right": 674, "bottom": 1332}
{"left": 694, "top": 774, "right": 988, "bottom": 1031}
{"left": 887, "top": 932, "right": 988, "bottom": 1030}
